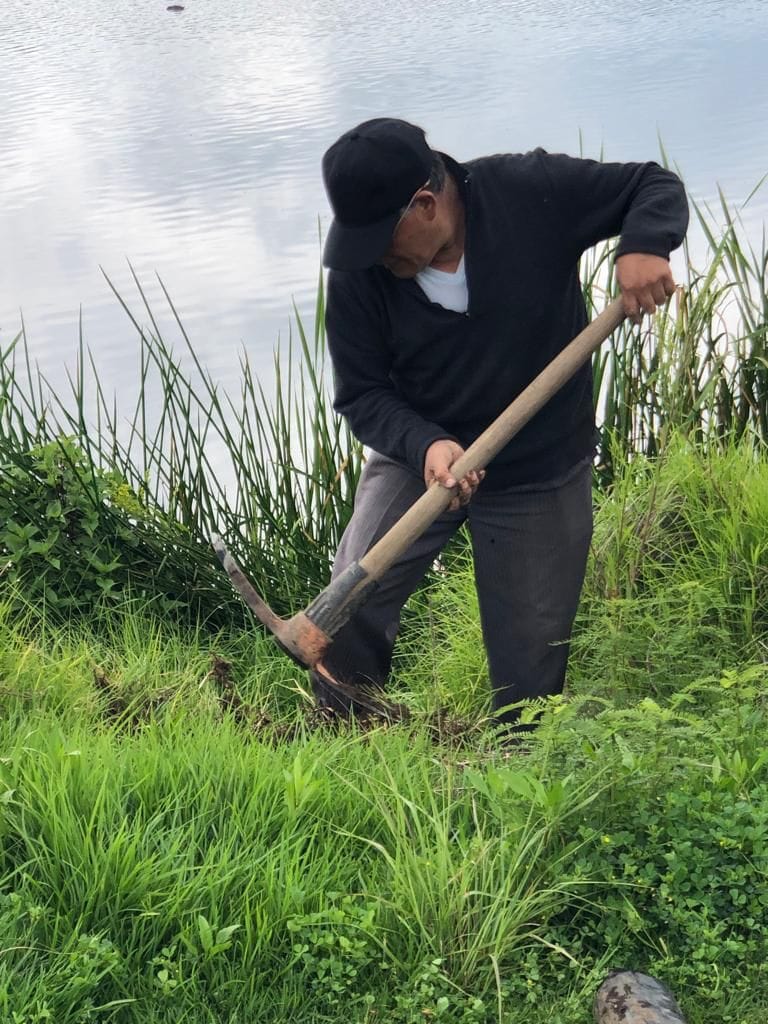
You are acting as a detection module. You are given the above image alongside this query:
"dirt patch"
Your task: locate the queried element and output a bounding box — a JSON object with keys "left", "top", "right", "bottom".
{"left": 207, "top": 656, "right": 485, "bottom": 748}
{"left": 92, "top": 668, "right": 173, "bottom": 732}
{"left": 91, "top": 654, "right": 488, "bottom": 749}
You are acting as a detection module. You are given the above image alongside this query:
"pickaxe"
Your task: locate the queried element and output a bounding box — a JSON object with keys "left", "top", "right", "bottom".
{"left": 214, "top": 297, "right": 626, "bottom": 720}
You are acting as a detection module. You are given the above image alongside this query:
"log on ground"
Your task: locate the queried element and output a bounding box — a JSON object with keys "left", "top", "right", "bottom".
{"left": 594, "top": 971, "right": 687, "bottom": 1024}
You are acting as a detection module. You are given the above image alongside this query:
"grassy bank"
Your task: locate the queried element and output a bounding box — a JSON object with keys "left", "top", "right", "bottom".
{"left": 1, "top": 441, "right": 767, "bottom": 1023}
{"left": 1, "top": 185, "right": 767, "bottom": 1020}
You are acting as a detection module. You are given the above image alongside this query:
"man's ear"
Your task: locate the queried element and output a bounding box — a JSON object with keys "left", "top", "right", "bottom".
{"left": 414, "top": 191, "right": 438, "bottom": 220}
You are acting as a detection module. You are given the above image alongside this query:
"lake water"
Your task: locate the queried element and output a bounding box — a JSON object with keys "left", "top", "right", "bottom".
{"left": 1, "top": 0, "right": 767, "bottom": 405}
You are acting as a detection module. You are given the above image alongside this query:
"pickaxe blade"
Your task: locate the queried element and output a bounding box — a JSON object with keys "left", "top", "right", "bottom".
{"left": 212, "top": 538, "right": 410, "bottom": 722}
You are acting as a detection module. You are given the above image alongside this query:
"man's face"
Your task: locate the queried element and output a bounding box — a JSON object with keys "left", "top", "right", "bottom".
{"left": 378, "top": 194, "right": 441, "bottom": 278}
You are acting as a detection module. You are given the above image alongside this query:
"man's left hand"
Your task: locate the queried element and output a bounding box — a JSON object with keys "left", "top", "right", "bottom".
{"left": 616, "top": 253, "right": 677, "bottom": 325}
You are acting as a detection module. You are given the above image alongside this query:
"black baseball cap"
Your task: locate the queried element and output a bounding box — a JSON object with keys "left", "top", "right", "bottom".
{"left": 321, "top": 118, "right": 433, "bottom": 271}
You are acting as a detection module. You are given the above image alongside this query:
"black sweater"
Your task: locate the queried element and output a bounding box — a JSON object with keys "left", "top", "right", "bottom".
{"left": 325, "top": 149, "right": 689, "bottom": 489}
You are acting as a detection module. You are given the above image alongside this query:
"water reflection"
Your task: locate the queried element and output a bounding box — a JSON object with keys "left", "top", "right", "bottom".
{"left": 0, "top": 0, "right": 766, "bottom": 407}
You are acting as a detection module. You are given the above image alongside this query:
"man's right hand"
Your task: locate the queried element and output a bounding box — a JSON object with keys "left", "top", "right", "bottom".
{"left": 424, "top": 439, "right": 485, "bottom": 511}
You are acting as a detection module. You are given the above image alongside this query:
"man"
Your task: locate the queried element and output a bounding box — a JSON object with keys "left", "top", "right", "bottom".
{"left": 315, "top": 117, "right": 688, "bottom": 725}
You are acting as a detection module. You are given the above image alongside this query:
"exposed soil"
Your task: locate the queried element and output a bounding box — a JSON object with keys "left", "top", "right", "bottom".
{"left": 91, "top": 653, "right": 486, "bottom": 749}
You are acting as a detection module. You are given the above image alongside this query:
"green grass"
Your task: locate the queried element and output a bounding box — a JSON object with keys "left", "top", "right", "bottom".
{"left": 1, "top": 442, "right": 767, "bottom": 1023}
{"left": 395, "top": 436, "right": 768, "bottom": 718}
{"left": 1, "top": 175, "right": 767, "bottom": 1020}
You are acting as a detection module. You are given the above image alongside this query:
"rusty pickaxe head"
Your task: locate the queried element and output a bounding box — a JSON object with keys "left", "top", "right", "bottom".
{"left": 212, "top": 538, "right": 409, "bottom": 721}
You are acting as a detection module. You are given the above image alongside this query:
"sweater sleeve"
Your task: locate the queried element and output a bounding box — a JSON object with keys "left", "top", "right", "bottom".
{"left": 325, "top": 269, "right": 456, "bottom": 473}
{"left": 537, "top": 151, "right": 689, "bottom": 264}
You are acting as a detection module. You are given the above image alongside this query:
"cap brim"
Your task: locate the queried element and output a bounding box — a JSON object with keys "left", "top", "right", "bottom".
{"left": 322, "top": 210, "right": 401, "bottom": 271}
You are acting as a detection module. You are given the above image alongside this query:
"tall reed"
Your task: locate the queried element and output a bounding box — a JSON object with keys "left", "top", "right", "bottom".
{"left": 1, "top": 189, "right": 765, "bottom": 622}
{"left": 586, "top": 192, "right": 767, "bottom": 484}
{"left": 0, "top": 269, "right": 363, "bottom": 620}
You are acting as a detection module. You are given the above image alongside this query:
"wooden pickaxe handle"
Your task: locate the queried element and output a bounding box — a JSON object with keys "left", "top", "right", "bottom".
{"left": 360, "top": 296, "right": 625, "bottom": 580}
{"left": 321, "top": 297, "right": 625, "bottom": 605}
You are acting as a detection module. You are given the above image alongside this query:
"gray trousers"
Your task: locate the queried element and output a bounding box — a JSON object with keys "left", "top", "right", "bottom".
{"left": 312, "top": 451, "right": 593, "bottom": 723}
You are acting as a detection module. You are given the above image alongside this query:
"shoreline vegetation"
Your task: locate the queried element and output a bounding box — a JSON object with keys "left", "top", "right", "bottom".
{"left": 1, "top": 188, "right": 767, "bottom": 1021}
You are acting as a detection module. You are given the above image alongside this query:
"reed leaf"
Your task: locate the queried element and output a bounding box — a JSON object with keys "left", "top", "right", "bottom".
{"left": 1, "top": 185, "right": 766, "bottom": 624}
